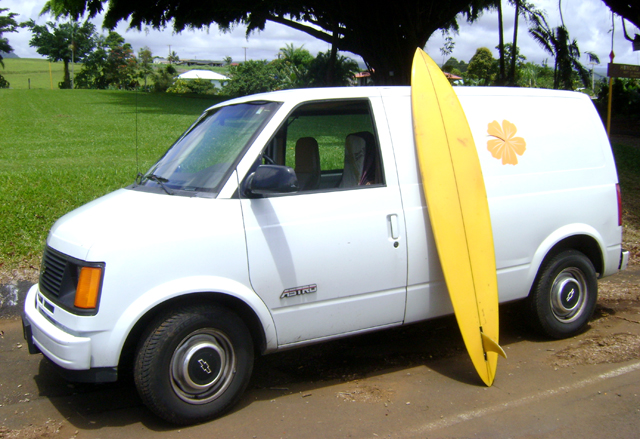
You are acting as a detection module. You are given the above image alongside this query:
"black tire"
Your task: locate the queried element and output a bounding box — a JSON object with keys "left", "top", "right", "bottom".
{"left": 134, "top": 304, "right": 254, "bottom": 425}
{"left": 528, "top": 250, "right": 598, "bottom": 339}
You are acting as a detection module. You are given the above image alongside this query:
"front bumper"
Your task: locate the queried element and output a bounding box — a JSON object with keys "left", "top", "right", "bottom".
{"left": 22, "top": 284, "right": 92, "bottom": 370}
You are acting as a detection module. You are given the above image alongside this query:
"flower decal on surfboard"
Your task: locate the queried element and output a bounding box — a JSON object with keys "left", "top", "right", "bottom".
{"left": 487, "top": 120, "right": 526, "bottom": 165}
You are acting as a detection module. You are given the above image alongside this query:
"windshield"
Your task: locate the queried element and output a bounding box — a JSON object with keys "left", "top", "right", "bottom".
{"left": 138, "top": 101, "right": 280, "bottom": 194}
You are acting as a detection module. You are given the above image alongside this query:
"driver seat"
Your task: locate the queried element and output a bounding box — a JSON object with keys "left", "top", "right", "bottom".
{"left": 295, "top": 137, "right": 321, "bottom": 191}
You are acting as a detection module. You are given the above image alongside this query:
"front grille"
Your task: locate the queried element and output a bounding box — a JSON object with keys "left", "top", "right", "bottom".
{"left": 40, "top": 247, "right": 67, "bottom": 298}
{"left": 38, "top": 247, "right": 104, "bottom": 316}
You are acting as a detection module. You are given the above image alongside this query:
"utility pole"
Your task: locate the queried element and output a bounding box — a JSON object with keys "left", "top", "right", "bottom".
{"left": 588, "top": 61, "right": 596, "bottom": 91}
{"left": 243, "top": 47, "right": 247, "bottom": 62}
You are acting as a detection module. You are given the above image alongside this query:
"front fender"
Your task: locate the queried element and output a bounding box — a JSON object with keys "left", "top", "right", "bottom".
{"left": 100, "top": 276, "right": 277, "bottom": 367}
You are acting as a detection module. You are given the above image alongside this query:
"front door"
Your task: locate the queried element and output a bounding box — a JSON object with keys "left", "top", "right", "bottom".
{"left": 240, "top": 98, "right": 408, "bottom": 346}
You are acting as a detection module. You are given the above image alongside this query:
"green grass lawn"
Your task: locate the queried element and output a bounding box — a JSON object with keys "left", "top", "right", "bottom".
{"left": 1, "top": 58, "right": 230, "bottom": 90}
{"left": 1, "top": 58, "right": 81, "bottom": 90}
{"left": 1, "top": 82, "right": 639, "bottom": 283}
{"left": 1, "top": 89, "right": 224, "bottom": 275}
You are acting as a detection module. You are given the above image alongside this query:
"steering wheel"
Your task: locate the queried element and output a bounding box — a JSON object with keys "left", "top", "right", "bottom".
{"left": 262, "top": 153, "right": 275, "bottom": 165}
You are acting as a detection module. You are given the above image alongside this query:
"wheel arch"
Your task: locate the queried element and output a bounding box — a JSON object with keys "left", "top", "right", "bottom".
{"left": 118, "top": 291, "right": 271, "bottom": 377}
{"left": 538, "top": 234, "right": 603, "bottom": 279}
{"left": 526, "top": 227, "right": 605, "bottom": 300}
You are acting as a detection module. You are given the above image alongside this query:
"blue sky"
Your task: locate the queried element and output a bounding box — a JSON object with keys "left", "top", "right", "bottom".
{"left": 4, "top": 0, "right": 640, "bottom": 74}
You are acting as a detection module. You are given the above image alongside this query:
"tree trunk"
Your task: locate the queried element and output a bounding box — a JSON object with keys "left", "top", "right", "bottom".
{"left": 62, "top": 59, "right": 71, "bottom": 89}
{"left": 325, "top": 21, "right": 339, "bottom": 86}
{"left": 509, "top": 0, "right": 520, "bottom": 86}
{"left": 368, "top": 55, "right": 412, "bottom": 85}
{"left": 497, "top": 1, "right": 505, "bottom": 85}
{"left": 360, "top": 37, "right": 418, "bottom": 85}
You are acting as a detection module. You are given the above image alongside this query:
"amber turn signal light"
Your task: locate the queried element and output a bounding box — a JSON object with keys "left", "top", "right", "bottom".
{"left": 75, "top": 267, "right": 102, "bottom": 309}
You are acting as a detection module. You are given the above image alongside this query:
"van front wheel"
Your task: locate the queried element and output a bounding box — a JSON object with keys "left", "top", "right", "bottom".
{"left": 528, "top": 250, "right": 598, "bottom": 339}
{"left": 134, "top": 304, "right": 254, "bottom": 425}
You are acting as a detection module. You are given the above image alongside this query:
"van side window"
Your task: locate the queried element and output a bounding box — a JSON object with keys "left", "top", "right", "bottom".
{"left": 265, "top": 100, "right": 384, "bottom": 192}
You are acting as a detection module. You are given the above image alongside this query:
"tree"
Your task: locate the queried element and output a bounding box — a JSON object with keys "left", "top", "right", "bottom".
{"left": 167, "top": 78, "right": 215, "bottom": 94}
{"left": 466, "top": 47, "right": 497, "bottom": 85}
{"left": 269, "top": 44, "right": 359, "bottom": 89}
{"left": 42, "top": 0, "right": 495, "bottom": 85}
{"left": 495, "top": 42, "right": 526, "bottom": 83}
{"left": 167, "top": 50, "right": 179, "bottom": 64}
{"left": 273, "top": 43, "right": 314, "bottom": 88}
{"left": 494, "top": 0, "right": 506, "bottom": 84}
{"left": 152, "top": 64, "right": 177, "bottom": 92}
{"left": 517, "top": 61, "right": 554, "bottom": 88}
{"left": 601, "top": 0, "right": 640, "bottom": 31}
{"left": 443, "top": 57, "right": 469, "bottom": 74}
{"left": 597, "top": 78, "right": 640, "bottom": 116}
{"left": 277, "top": 43, "right": 314, "bottom": 67}
{"left": 529, "top": 16, "right": 597, "bottom": 90}
{"left": 491, "top": 0, "right": 543, "bottom": 85}
{"left": 0, "top": 1, "right": 18, "bottom": 88}
{"left": 304, "top": 50, "right": 359, "bottom": 87}
{"left": 137, "top": 46, "right": 154, "bottom": 88}
{"left": 103, "top": 31, "right": 137, "bottom": 88}
{"left": 22, "top": 19, "right": 96, "bottom": 88}
{"left": 439, "top": 33, "right": 456, "bottom": 66}
{"left": 74, "top": 33, "right": 109, "bottom": 88}
{"left": 223, "top": 60, "right": 280, "bottom": 97}
{"left": 0, "top": 1, "right": 18, "bottom": 67}
{"left": 510, "top": 0, "right": 521, "bottom": 85}
{"left": 73, "top": 31, "right": 137, "bottom": 89}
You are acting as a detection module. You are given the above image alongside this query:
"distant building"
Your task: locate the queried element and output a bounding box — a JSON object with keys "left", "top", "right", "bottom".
{"left": 153, "top": 58, "right": 226, "bottom": 67}
{"left": 180, "top": 59, "right": 225, "bottom": 67}
{"left": 354, "top": 71, "right": 373, "bottom": 86}
{"left": 443, "top": 72, "right": 462, "bottom": 80}
{"left": 178, "top": 70, "right": 229, "bottom": 88}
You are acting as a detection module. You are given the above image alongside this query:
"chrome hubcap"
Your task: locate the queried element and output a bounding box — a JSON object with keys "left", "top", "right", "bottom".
{"left": 550, "top": 267, "right": 587, "bottom": 323}
{"left": 170, "top": 329, "right": 236, "bottom": 404}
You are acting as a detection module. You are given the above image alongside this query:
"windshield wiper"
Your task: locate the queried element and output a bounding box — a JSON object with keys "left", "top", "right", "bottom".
{"left": 139, "top": 173, "right": 174, "bottom": 195}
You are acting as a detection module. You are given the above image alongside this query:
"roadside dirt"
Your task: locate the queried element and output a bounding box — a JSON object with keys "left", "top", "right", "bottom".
{"left": 1, "top": 263, "right": 639, "bottom": 439}
{"left": 545, "top": 263, "right": 640, "bottom": 368}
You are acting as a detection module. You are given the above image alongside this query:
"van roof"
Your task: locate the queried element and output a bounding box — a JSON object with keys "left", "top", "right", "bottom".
{"left": 209, "top": 86, "right": 590, "bottom": 111}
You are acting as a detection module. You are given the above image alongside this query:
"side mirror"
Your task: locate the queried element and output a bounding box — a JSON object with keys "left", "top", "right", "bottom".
{"left": 243, "top": 165, "right": 299, "bottom": 197}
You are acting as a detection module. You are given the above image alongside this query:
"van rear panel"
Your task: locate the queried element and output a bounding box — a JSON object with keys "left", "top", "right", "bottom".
{"left": 385, "top": 88, "right": 622, "bottom": 316}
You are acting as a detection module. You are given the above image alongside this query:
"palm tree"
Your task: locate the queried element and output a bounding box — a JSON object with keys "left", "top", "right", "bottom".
{"left": 508, "top": 1, "right": 545, "bottom": 85}
{"left": 277, "top": 43, "right": 313, "bottom": 67}
{"left": 509, "top": 0, "right": 521, "bottom": 85}
{"left": 496, "top": 0, "right": 506, "bottom": 84}
{"left": 0, "top": 2, "right": 18, "bottom": 67}
{"left": 528, "top": 15, "right": 597, "bottom": 90}
{"left": 493, "top": 0, "right": 544, "bottom": 86}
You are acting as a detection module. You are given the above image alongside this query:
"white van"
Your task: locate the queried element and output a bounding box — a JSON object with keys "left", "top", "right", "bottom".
{"left": 22, "top": 86, "right": 629, "bottom": 424}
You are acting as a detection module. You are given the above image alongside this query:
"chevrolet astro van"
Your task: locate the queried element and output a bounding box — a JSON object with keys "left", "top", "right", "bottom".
{"left": 22, "top": 86, "right": 629, "bottom": 424}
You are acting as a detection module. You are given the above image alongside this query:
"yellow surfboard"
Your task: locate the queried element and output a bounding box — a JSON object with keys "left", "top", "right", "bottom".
{"left": 411, "top": 48, "right": 506, "bottom": 386}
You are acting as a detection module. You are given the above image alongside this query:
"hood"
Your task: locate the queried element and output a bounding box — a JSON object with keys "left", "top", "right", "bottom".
{"left": 47, "top": 189, "right": 235, "bottom": 261}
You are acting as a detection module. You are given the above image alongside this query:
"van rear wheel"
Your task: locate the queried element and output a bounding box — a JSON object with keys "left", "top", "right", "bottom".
{"left": 528, "top": 250, "right": 597, "bottom": 339}
{"left": 134, "top": 304, "right": 254, "bottom": 425}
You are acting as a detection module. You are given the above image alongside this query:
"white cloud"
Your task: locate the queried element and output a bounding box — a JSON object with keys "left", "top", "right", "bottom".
{"left": 3, "top": 0, "right": 639, "bottom": 69}
{"left": 427, "top": 0, "right": 640, "bottom": 69}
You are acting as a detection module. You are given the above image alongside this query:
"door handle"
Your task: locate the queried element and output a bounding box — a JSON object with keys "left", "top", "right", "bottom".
{"left": 388, "top": 214, "right": 400, "bottom": 240}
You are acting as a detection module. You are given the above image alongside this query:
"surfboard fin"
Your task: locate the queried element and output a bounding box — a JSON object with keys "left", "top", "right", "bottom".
{"left": 481, "top": 332, "right": 507, "bottom": 359}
